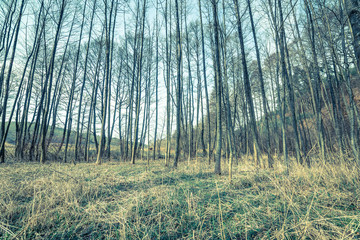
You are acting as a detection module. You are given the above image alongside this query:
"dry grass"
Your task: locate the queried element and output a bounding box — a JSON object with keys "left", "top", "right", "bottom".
{"left": 0, "top": 158, "right": 359, "bottom": 239}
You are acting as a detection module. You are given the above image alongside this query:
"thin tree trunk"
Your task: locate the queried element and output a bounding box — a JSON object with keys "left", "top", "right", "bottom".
{"left": 233, "top": 0, "right": 261, "bottom": 167}
{"left": 96, "top": 0, "right": 115, "bottom": 165}
{"left": 75, "top": 0, "right": 97, "bottom": 161}
{"left": 173, "top": 0, "right": 182, "bottom": 168}
{"left": 131, "top": 0, "right": 147, "bottom": 165}
{"left": 247, "top": 0, "right": 273, "bottom": 168}
{"left": 198, "top": 0, "right": 211, "bottom": 164}
{"left": 39, "top": 0, "right": 66, "bottom": 164}
{"left": 277, "top": 0, "right": 302, "bottom": 166}
{"left": 210, "top": 0, "right": 222, "bottom": 175}
{"left": 0, "top": 0, "right": 25, "bottom": 163}
{"left": 153, "top": 0, "right": 159, "bottom": 161}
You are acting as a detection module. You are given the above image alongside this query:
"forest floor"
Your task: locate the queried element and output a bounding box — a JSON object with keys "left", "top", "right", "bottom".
{"left": 0, "top": 158, "right": 360, "bottom": 239}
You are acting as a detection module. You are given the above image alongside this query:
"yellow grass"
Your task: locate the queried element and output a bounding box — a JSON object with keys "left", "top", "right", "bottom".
{"left": 0, "top": 158, "right": 359, "bottom": 239}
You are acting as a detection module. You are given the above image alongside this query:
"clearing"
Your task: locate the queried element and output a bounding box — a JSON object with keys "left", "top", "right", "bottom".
{"left": 0, "top": 159, "right": 359, "bottom": 239}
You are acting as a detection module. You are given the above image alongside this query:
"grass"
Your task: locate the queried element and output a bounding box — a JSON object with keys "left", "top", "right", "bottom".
{"left": 0, "top": 158, "right": 359, "bottom": 239}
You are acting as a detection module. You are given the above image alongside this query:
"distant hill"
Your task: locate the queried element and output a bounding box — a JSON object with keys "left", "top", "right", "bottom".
{"left": 1, "top": 122, "right": 121, "bottom": 146}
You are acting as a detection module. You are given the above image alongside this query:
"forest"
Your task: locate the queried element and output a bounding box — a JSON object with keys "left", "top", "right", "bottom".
{"left": 0, "top": 0, "right": 360, "bottom": 239}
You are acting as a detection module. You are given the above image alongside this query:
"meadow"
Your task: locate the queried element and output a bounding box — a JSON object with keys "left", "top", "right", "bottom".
{"left": 0, "top": 157, "right": 359, "bottom": 239}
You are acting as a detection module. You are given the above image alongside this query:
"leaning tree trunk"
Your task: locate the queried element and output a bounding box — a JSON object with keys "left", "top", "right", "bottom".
{"left": 0, "top": 0, "right": 25, "bottom": 163}
{"left": 233, "top": 0, "right": 261, "bottom": 167}
{"left": 39, "top": 0, "right": 66, "bottom": 164}
{"left": 247, "top": 0, "right": 273, "bottom": 168}
{"left": 64, "top": 0, "right": 86, "bottom": 164}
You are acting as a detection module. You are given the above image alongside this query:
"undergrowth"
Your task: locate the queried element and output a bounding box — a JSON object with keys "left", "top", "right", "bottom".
{"left": 0, "top": 158, "right": 359, "bottom": 239}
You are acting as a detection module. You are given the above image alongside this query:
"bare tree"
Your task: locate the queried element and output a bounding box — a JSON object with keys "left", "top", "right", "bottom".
{"left": 233, "top": 0, "right": 261, "bottom": 167}
{"left": 344, "top": 0, "right": 360, "bottom": 70}
{"left": 75, "top": 0, "right": 97, "bottom": 162}
{"left": 211, "top": 0, "right": 222, "bottom": 175}
{"left": 173, "top": 0, "right": 182, "bottom": 168}
{"left": 131, "top": 0, "right": 147, "bottom": 165}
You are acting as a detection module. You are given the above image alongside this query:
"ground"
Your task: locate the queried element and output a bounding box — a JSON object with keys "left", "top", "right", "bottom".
{"left": 0, "top": 158, "right": 359, "bottom": 239}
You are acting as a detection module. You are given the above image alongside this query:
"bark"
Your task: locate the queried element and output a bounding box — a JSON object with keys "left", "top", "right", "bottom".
{"left": 277, "top": 0, "right": 302, "bottom": 165}
{"left": 173, "top": 0, "right": 182, "bottom": 168}
{"left": 131, "top": 0, "right": 147, "bottom": 165}
{"left": 220, "top": 0, "right": 235, "bottom": 179}
{"left": 125, "top": 0, "right": 141, "bottom": 160}
{"left": 184, "top": 0, "right": 194, "bottom": 164}
{"left": 344, "top": 0, "right": 360, "bottom": 70}
{"left": 75, "top": 0, "right": 97, "bottom": 161}
{"left": 211, "top": 0, "right": 222, "bottom": 175}
{"left": 198, "top": 0, "right": 211, "bottom": 164}
{"left": 247, "top": 0, "right": 273, "bottom": 168}
{"left": 304, "top": 0, "right": 326, "bottom": 162}
{"left": 105, "top": 0, "right": 119, "bottom": 159}
{"left": 0, "top": 0, "right": 17, "bottom": 101}
{"left": 96, "top": 0, "right": 115, "bottom": 165}
{"left": 153, "top": 0, "right": 159, "bottom": 161}
{"left": 0, "top": 0, "right": 25, "bottom": 163}
{"left": 233, "top": 0, "right": 261, "bottom": 167}
{"left": 39, "top": 0, "right": 66, "bottom": 164}
{"left": 15, "top": 2, "right": 44, "bottom": 159}
{"left": 165, "top": 0, "right": 172, "bottom": 166}
{"left": 64, "top": 1, "right": 87, "bottom": 164}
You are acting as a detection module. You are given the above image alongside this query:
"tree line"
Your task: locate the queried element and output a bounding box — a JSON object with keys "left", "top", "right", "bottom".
{"left": 0, "top": 0, "right": 359, "bottom": 177}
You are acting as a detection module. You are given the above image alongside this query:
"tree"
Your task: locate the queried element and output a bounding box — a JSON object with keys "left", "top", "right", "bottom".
{"left": 39, "top": 0, "right": 67, "bottom": 164}
{"left": 211, "top": 0, "right": 222, "bottom": 175}
{"left": 75, "top": 0, "right": 97, "bottom": 162}
{"left": 63, "top": 0, "right": 87, "bottom": 164}
{"left": 344, "top": 0, "right": 360, "bottom": 70}
{"left": 173, "top": 0, "right": 182, "bottom": 168}
{"left": 277, "top": 0, "right": 302, "bottom": 166}
{"left": 233, "top": 0, "right": 261, "bottom": 167}
{"left": 96, "top": 0, "right": 116, "bottom": 165}
{"left": 153, "top": 0, "right": 159, "bottom": 161}
{"left": 198, "top": 0, "right": 212, "bottom": 164}
{"left": 0, "top": 0, "right": 26, "bottom": 163}
{"left": 131, "top": 0, "right": 147, "bottom": 165}
{"left": 247, "top": 0, "right": 273, "bottom": 168}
